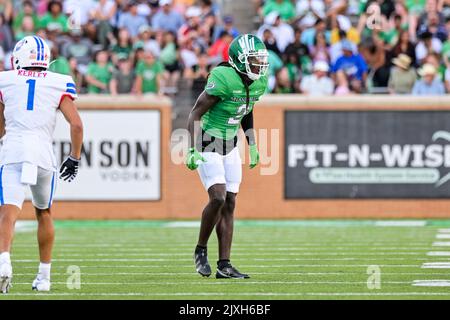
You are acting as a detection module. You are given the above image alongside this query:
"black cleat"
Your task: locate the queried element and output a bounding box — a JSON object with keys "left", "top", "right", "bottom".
{"left": 216, "top": 264, "right": 250, "bottom": 279}
{"left": 194, "top": 246, "right": 211, "bottom": 277}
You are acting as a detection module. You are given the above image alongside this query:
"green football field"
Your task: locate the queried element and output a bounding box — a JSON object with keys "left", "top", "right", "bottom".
{"left": 1, "top": 219, "right": 450, "bottom": 300}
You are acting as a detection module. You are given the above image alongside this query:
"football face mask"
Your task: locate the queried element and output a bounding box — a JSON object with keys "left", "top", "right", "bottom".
{"left": 228, "top": 34, "right": 270, "bottom": 81}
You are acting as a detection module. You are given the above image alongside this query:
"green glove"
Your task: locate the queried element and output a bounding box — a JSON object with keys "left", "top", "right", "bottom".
{"left": 186, "top": 147, "right": 206, "bottom": 170}
{"left": 249, "top": 144, "right": 260, "bottom": 169}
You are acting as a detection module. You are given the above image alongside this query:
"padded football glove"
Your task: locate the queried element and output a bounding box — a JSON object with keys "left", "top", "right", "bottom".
{"left": 186, "top": 147, "right": 206, "bottom": 170}
{"left": 59, "top": 156, "right": 80, "bottom": 182}
{"left": 249, "top": 144, "right": 259, "bottom": 169}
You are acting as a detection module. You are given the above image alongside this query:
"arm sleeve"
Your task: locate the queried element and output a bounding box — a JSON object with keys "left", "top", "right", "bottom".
{"left": 241, "top": 110, "right": 255, "bottom": 145}
{"left": 205, "top": 68, "right": 228, "bottom": 99}
{"left": 59, "top": 75, "right": 78, "bottom": 105}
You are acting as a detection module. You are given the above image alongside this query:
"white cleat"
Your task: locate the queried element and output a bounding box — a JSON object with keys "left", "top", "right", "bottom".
{"left": 32, "top": 277, "right": 51, "bottom": 292}
{"left": 0, "top": 262, "right": 13, "bottom": 294}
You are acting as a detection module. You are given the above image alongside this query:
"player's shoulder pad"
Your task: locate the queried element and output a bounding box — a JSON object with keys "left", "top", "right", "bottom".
{"left": 47, "top": 71, "right": 75, "bottom": 83}
{"left": 210, "top": 65, "right": 235, "bottom": 78}
{"left": 48, "top": 71, "right": 77, "bottom": 94}
{"left": 207, "top": 65, "right": 236, "bottom": 89}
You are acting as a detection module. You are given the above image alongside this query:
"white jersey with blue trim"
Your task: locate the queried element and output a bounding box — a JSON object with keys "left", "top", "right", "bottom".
{"left": 0, "top": 69, "right": 77, "bottom": 171}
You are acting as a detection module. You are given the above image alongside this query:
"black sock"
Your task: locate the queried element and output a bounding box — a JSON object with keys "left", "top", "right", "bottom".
{"left": 217, "top": 259, "right": 231, "bottom": 269}
{"left": 195, "top": 245, "right": 207, "bottom": 252}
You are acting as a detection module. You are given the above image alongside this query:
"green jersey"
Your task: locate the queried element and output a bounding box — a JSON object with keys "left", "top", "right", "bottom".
{"left": 135, "top": 60, "right": 164, "bottom": 93}
{"left": 202, "top": 66, "right": 268, "bottom": 140}
{"left": 38, "top": 13, "right": 69, "bottom": 33}
{"left": 86, "top": 62, "right": 113, "bottom": 94}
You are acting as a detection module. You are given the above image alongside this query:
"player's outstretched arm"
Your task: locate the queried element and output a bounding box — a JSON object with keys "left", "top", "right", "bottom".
{"left": 186, "top": 91, "right": 219, "bottom": 170}
{"left": 59, "top": 96, "right": 84, "bottom": 182}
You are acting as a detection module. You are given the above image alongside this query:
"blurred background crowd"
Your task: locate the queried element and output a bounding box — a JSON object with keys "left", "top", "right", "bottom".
{"left": 0, "top": 0, "right": 450, "bottom": 98}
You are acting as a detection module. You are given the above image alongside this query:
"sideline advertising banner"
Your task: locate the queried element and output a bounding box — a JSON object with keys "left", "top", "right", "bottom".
{"left": 286, "top": 111, "right": 450, "bottom": 199}
{"left": 53, "top": 110, "right": 161, "bottom": 201}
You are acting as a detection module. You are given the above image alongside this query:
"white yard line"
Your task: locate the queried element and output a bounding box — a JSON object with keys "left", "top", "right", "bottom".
{"left": 13, "top": 272, "right": 450, "bottom": 276}
{"left": 412, "top": 230, "right": 450, "bottom": 286}
{"left": 12, "top": 255, "right": 437, "bottom": 261}
{"left": 438, "top": 229, "right": 450, "bottom": 233}
{"left": 14, "top": 221, "right": 37, "bottom": 233}
{"left": 412, "top": 280, "right": 450, "bottom": 287}
{"left": 374, "top": 221, "right": 426, "bottom": 227}
{"left": 12, "top": 243, "right": 432, "bottom": 248}
{"left": 41, "top": 248, "right": 433, "bottom": 253}
{"left": 16, "top": 252, "right": 428, "bottom": 256}
{"left": 13, "top": 260, "right": 417, "bottom": 268}
{"left": 49, "top": 249, "right": 427, "bottom": 255}
{"left": 432, "top": 242, "right": 450, "bottom": 246}
{"left": 422, "top": 262, "right": 450, "bottom": 269}
{"left": 10, "top": 280, "right": 412, "bottom": 286}
{"left": 12, "top": 258, "right": 431, "bottom": 264}
{"left": 11, "top": 260, "right": 422, "bottom": 267}
{"left": 426, "top": 251, "right": 450, "bottom": 256}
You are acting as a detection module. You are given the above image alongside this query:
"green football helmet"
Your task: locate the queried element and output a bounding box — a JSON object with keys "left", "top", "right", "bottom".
{"left": 228, "top": 34, "right": 269, "bottom": 81}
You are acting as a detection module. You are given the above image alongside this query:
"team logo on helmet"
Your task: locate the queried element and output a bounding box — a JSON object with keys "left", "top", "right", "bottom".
{"left": 238, "top": 35, "right": 256, "bottom": 54}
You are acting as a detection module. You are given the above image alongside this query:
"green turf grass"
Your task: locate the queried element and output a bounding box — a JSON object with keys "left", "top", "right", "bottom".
{"left": 1, "top": 220, "right": 450, "bottom": 300}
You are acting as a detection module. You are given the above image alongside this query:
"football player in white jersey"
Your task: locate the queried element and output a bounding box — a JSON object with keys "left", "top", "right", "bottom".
{"left": 0, "top": 36, "right": 84, "bottom": 293}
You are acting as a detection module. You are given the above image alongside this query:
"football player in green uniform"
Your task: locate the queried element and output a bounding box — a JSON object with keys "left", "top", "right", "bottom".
{"left": 186, "top": 34, "right": 269, "bottom": 279}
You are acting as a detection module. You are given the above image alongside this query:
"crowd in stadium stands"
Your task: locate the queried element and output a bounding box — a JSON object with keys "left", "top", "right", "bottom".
{"left": 0, "top": 0, "right": 450, "bottom": 96}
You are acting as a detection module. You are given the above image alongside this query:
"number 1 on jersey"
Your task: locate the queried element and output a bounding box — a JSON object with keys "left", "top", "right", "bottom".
{"left": 26, "top": 79, "right": 36, "bottom": 111}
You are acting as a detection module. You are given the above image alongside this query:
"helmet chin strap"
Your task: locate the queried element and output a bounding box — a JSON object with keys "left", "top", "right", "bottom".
{"left": 229, "top": 57, "right": 260, "bottom": 81}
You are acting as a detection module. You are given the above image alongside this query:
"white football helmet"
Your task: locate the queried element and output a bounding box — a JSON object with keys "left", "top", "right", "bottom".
{"left": 12, "top": 36, "right": 51, "bottom": 70}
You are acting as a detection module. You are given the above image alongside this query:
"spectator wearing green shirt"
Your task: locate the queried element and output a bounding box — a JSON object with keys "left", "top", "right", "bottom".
{"left": 110, "top": 28, "right": 133, "bottom": 65}
{"left": 160, "top": 31, "right": 180, "bottom": 95}
{"left": 39, "top": 1, "right": 69, "bottom": 34}
{"left": 135, "top": 50, "right": 164, "bottom": 95}
{"left": 379, "top": 14, "right": 407, "bottom": 49}
{"left": 48, "top": 45, "right": 71, "bottom": 75}
{"left": 267, "top": 49, "right": 284, "bottom": 92}
{"left": 86, "top": 50, "right": 114, "bottom": 94}
{"left": 262, "top": 0, "right": 295, "bottom": 22}
{"left": 14, "top": 15, "right": 35, "bottom": 41}
{"left": 405, "top": 0, "right": 426, "bottom": 15}
{"left": 12, "top": 1, "right": 38, "bottom": 35}
{"left": 406, "top": 0, "right": 426, "bottom": 41}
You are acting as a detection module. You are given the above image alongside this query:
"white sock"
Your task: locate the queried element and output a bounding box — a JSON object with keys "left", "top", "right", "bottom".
{"left": 0, "top": 252, "right": 11, "bottom": 264}
{"left": 38, "top": 262, "right": 51, "bottom": 280}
